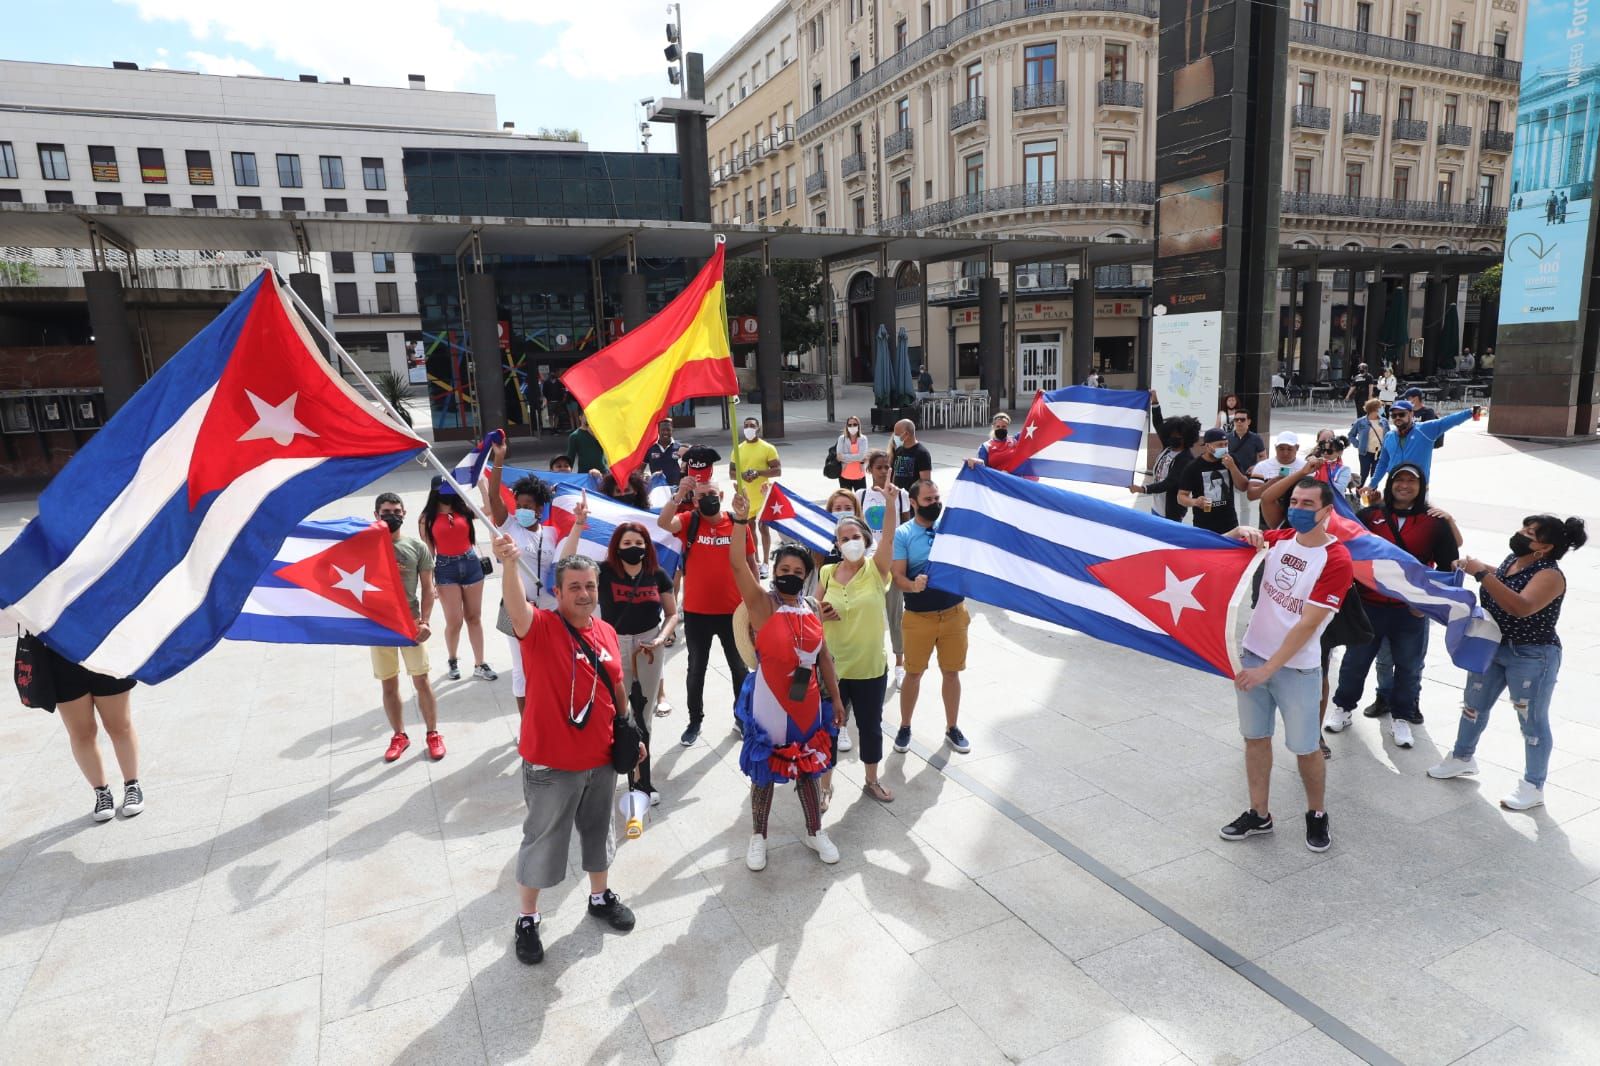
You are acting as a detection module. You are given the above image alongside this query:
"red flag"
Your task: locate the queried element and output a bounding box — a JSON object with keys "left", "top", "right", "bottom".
{"left": 989, "top": 391, "right": 1073, "bottom": 473}
{"left": 273, "top": 522, "right": 419, "bottom": 642}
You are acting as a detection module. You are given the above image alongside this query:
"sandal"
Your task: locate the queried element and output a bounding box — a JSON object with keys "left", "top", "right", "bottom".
{"left": 654, "top": 699, "right": 673, "bottom": 718}
{"left": 863, "top": 780, "right": 894, "bottom": 803}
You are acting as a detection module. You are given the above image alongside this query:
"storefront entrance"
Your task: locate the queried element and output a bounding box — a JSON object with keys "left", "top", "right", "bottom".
{"left": 1017, "top": 332, "right": 1063, "bottom": 395}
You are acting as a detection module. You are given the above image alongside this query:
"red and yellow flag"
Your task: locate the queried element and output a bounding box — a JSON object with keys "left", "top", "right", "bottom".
{"left": 563, "top": 244, "right": 737, "bottom": 481}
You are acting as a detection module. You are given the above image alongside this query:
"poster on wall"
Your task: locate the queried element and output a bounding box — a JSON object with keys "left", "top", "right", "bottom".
{"left": 1150, "top": 309, "right": 1222, "bottom": 422}
{"left": 1501, "top": 1, "right": 1600, "bottom": 325}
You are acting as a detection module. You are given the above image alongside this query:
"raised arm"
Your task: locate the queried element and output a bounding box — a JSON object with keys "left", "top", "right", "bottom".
{"left": 657, "top": 480, "right": 692, "bottom": 534}
{"left": 557, "top": 491, "right": 588, "bottom": 559}
{"left": 493, "top": 534, "right": 535, "bottom": 637}
{"left": 871, "top": 491, "right": 900, "bottom": 575}
{"left": 728, "top": 494, "right": 772, "bottom": 626}
{"left": 486, "top": 438, "right": 510, "bottom": 527}
{"left": 1418, "top": 406, "right": 1475, "bottom": 442}
{"left": 1461, "top": 561, "right": 1565, "bottom": 617}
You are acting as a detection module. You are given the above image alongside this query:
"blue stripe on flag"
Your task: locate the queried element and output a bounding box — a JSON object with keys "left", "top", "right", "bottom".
{"left": 1042, "top": 385, "right": 1150, "bottom": 411}
{"left": 1009, "top": 457, "right": 1138, "bottom": 488}
{"left": 1036, "top": 421, "right": 1145, "bottom": 451}
{"left": 226, "top": 612, "right": 413, "bottom": 647}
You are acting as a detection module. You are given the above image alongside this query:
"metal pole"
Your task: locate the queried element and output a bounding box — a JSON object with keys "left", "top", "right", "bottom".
{"left": 820, "top": 263, "right": 836, "bottom": 422}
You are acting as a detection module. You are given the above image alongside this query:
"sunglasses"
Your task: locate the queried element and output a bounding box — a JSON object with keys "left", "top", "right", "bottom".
{"left": 1232, "top": 417, "right": 1250, "bottom": 423}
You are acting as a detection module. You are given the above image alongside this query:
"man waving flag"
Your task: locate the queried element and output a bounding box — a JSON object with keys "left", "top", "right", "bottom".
{"left": 0, "top": 268, "right": 424, "bottom": 682}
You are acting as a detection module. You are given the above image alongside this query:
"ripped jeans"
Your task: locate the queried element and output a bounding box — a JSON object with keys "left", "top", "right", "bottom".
{"left": 1450, "top": 642, "right": 1562, "bottom": 788}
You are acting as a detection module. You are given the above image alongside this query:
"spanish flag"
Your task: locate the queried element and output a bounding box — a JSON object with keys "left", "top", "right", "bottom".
{"left": 563, "top": 244, "right": 738, "bottom": 481}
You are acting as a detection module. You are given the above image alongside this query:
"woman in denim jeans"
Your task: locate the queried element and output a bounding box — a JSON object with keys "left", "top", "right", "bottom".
{"left": 420, "top": 478, "right": 496, "bottom": 682}
{"left": 1428, "top": 514, "right": 1587, "bottom": 810}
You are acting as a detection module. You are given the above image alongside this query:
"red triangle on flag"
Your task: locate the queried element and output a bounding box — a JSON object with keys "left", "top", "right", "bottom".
{"left": 1087, "top": 547, "right": 1256, "bottom": 677}
{"left": 992, "top": 390, "right": 1074, "bottom": 473}
{"left": 186, "top": 278, "right": 421, "bottom": 505}
{"left": 762, "top": 484, "right": 798, "bottom": 522}
{"left": 274, "top": 523, "right": 419, "bottom": 641}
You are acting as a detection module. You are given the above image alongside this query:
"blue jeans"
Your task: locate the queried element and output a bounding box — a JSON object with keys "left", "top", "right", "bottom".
{"left": 1450, "top": 642, "right": 1562, "bottom": 788}
{"left": 1236, "top": 651, "right": 1323, "bottom": 756}
{"left": 1333, "top": 604, "right": 1428, "bottom": 719}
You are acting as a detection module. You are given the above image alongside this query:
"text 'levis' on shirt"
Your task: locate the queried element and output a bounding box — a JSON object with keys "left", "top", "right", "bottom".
{"left": 1242, "top": 529, "right": 1354, "bottom": 672}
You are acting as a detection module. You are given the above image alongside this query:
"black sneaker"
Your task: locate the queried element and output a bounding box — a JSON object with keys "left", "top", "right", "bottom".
{"left": 121, "top": 781, "right": 145, "bottom": 817}
{"left": 1219, "top": 809, "right": 1273, "bottom": 841}
{"left": 587, "top": 889, "right": 636, "bottom": 931}
{"left": 1362, "top": 695, "right": 1390, "bottom": 719}
{"left": 446, "top": 658, "right": 461, "bottom": 681}
{"left": 1305, "top": 811, "right": 1331, "bottom": 853}
{"left": 1394, "top": 709, "right": 1425, "bottom": 725}
{"left": 945, "top": 726, "right": 971, "bottom": 754}
{"left": 892, "top": 726, "right": 912, "bottom": 753}
{"left": 92, "top": 786, "right": 115, "bottom": 823}
{"left": 680, "top": 723, "right": 700, "bottom": 747}
{"left": 514, "top": 915, "right": 543, "bottom": 964}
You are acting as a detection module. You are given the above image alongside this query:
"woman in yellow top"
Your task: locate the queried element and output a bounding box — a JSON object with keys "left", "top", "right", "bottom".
{"left": 817, "top": 492, "right": 900, "bottom": 802}
{"left": 733, "top": 415, "right": 782, "bottom": 575}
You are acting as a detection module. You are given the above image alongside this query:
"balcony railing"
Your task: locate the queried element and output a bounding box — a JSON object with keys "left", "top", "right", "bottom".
{"left": 805, "top": 171, "right": 828, "bottom": 195}
{"left": 951, "top": 96, "right": 988, "bottom": 129}
{"left": 894, "top": 284, "right": 925, "bottom": 307}
{"left": 1482, "top": 129, "right": 1515, "bottom": 153}
{"left": 1290, "top": 20, "right": 1521, "bottom": 82}
{"left": 1437, "top": 123, "right": 1472, "bottom": 148}
{"left": 842, "top": 152, "right": 867, "bottom": 178}
{"left": 885, "top": 127, "right": 914, "bottom": 157}
{"left": 882, "top": 178, "right": 1155, "bottom": 231}
{"left": 1344, "top": 111, "right": 1381, "bottom": 137}
{"left": 1393, "top": 117, "right": 1429, "bottom": 142}
{"left": 1280, "top": 190, "right": 1507, "bottom": 227}
{"left": 1098, "top": 79, "right": 1145, "bottom": 108}
{"left": 1292, "top": 104, "right": 1331, "bottom": 130}
{"left": 1014, "top": 81, "right": 1066, "bottom": 111}
{"left": 796, "top": 0, "right": 1158, "bottom": 134}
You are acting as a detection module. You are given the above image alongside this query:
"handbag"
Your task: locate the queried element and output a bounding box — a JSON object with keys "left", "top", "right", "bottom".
{"left": 13, "top": 628, "right": 58, "bottom": 713}
{"left": 822, "top": 445, "right": 842, "bottom": 480}
{"left": 562, "top": 617, "right": 641, "bottom": 774}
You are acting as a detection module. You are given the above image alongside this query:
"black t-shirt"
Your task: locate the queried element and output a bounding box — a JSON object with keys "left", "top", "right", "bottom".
{"left": 892, "top": 442, "right": 933, "bottom": 490}
{"left": 1227, "top": 429, "right": 1265, "bottom": 470}
{"left": 598, "top": 567, "right": 673, "bottom": 636}
{"left": 1348, "top": 374, "right": 1375, "bottom": 414}
{"left": 1179, "top": 456, "right": 1239, "bottom": 533}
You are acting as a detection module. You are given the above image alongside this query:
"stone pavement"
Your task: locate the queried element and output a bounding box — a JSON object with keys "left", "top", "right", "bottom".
{"left": 2, "top": 394, "right": 1599, "bottom": 1065}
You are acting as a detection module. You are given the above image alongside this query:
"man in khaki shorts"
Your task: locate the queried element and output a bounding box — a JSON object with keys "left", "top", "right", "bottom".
{"left": 372, "top": 493, "right": 444, "bottom": 763}
{"left": 890, "top": 479, "right": 972, "bottom": 755}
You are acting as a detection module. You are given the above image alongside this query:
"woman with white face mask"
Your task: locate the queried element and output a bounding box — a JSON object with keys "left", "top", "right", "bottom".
{"left": 817, "top": 499, "right": 901, "bottom": 802}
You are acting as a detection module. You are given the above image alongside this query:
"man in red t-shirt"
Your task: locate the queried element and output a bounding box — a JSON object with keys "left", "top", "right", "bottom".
{"left": 1217, "top": 478, "right": 1353, "bottom": 855}
{"left": 657, "top": 477, "right": 756, "bottom": 747}
{"left": 493, "top": 539, "right": 645, "bottom": 967}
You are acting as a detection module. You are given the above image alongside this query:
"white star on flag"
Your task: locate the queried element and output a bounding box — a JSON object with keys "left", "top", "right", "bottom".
{"left": 238, "top": 390, "right": 319, "bottom": 447}
{"left": 1150, "top": 567, "right": 1205, "bottom": 625}
{"left": 330, "top": 564, "right": 381, "bottom": 602}
{"left": 1024, "top": 420, "right": 1039, "bottom": 439}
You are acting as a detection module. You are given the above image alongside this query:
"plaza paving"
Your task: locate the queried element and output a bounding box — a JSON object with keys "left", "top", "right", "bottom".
{"left": 2, "top": 391, "right": 1599, "bottom": 1064}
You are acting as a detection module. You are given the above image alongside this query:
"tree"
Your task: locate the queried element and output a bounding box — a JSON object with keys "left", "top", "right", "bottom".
{"left": 1470, "top": 263, "right": 1501, "bottom": 304}
{"left": 722, "top": 257, "right": 825, "bottom": 357}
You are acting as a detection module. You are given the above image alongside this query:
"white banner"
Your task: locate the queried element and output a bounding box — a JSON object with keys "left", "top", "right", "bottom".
{"left": 1150, "top": 311, "right": 1222, "bottom": 424}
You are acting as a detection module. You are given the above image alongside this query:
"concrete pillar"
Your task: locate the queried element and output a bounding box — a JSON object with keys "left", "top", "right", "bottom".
{"left": 1362, "top": 277, "right": 1386, "bottom": 369}
{"left": 1300, "top": 277, "right": 1322, "bottom": 383}
{"left": 1072, "top": 257, "right": 1095, "bottom": 386}
{"left": 870, "top": 273, "right": 896, "bottom": 365}
{"left": 464, "top": 272, "right": 503, "bottom": 438}
{"left": 978, "top": 277, "right": 1004, "bottom": 403}
{"left": 1421, "top": 275, "right": 1447, "bottom": 374}
{"left": 84, "top": 270, "right": 141, "bottom": 415}
{"left": 619, "top": 271, "right": 648, "bottom": 331}
{"left": 1136, "top": 295, "right": 1152, "bottom": 388}
{"left": 289, "top": 272, "right": 330, "bottom": 361}
{"left": 756, "top": 273, "right": 785, "bottom": 439}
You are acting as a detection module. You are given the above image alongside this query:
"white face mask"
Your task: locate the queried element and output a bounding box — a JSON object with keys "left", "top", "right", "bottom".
{"left": 831, "top": 510, "right": 853, "bottom": 523}
{"left": 839, "top": 539, "right": 867, "bottom": 562}
{"left": 743, "top": 426, "right": 758, "bottom": 441}
{"left": 892, "top": 434, "right": 905, "bottom": 450}
{"left": 846, "top": 425, "right": 859, "bottom": 435}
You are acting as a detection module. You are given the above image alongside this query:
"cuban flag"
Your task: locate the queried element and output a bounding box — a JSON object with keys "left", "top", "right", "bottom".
{"left": 1002, "top": 386, "right": 1149, "bottom": 487}
{"left": 0, "top": 269, "right": 424, "bottom": 682}
{"left": 929, "top": 464, "right": 1258, "bottom": 677}
{"left": 227, "top": 518, "right": 418, "bottom": 647}
{"left": 759, "top": 482, "right": 838, "bottom": 556}
{"left": 450, "top": 429, "right": 505, "bottom": 490}
{"left": 548, "top": 484, "right": 683, "bottom": 577}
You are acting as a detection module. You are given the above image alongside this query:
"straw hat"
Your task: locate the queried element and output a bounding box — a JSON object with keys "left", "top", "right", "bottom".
{"left": 731, "top": 602, "right": 758, "bottom": 670}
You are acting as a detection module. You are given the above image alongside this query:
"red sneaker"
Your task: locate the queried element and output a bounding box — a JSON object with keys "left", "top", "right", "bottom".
{"left": 425, "top": 731, "right": 446, "bottom": 760}
{"left": 383, "top": 733, "right": 410, "bottom": 762}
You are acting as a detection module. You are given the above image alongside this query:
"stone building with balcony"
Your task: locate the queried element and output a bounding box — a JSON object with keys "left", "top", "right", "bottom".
{"left": 784, "top": 0, "right": 1520, "bottom": 397}
{"left": 708, "top": 4, "right": 806, "bottom": 230}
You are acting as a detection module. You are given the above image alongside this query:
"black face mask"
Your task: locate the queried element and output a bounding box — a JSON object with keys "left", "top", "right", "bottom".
{"left": 993, "top": 427, "right": 1008, "bottom": 441}
{"left": 617, "top": 546, "right": 647, "bottom": 565}
{"left": 1167, "top": 437, "right": 1183, "bottom": 450}
{"left": 697, "top": 495, "right": 721, "bottom": 517}
{"left": 916, "top": 502, "right": 942, "bottom": 522}
{"left": 1509, "top": 532, "right": 1535, "bottom": 557}
{"left": 772, "top": 573, "right": 805, "bottom": 596}
{"left": 380, "top": 514, "right": 403, "bottom": 533}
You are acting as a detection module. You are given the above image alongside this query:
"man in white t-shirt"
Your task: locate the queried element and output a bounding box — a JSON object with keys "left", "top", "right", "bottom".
{"left": 856, "top": 449, "right": 912, "bottom": 687}
{"left": 1218, "top": 478, "right": 1352, "bottom": 854}
{"left": 486, "top": 441, "right": 561, "bottom": 713}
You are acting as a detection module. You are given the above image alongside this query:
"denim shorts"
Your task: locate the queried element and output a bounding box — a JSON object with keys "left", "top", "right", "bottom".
{"left": 434, "top": 550, "right": 485, "bottom": 587}
{"left": 1235, "top": 650, "right": 1323, "bottom": 756}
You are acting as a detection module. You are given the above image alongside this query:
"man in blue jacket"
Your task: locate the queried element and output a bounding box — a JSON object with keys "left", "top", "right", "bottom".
{"left": 1366, "top": 399, "right": 1480, "bottom": 488}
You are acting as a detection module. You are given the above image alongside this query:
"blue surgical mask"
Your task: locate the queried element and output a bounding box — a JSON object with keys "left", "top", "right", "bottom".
{"left": 1287, "top": 507, "right": 1320, "bottom": 533}
{"left": 514, "top": 508, "right": 538, "bottom": 528}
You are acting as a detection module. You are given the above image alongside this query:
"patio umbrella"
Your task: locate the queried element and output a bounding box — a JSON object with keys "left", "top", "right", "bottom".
{"left": 872, "top": 323, "right": 892, "bottom": 407}
{"left": 1380, "top": 289, "right": 1409, "bottom": 372}
{"left": 894, "top": 326, "right": 917, "bottom": 403}
{"left": 1437, "top": 303, "right": 1461, "bottom": 377}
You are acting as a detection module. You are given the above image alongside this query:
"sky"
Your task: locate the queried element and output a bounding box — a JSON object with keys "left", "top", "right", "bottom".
{"left": 5, "top": 0, "right": 758, "bottom": 152}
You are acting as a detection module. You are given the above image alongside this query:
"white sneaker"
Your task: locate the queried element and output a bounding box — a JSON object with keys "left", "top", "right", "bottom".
{"left": 649, "top": 791, "right": 661, "bottom": 807}
{"left": 1391, "top": 718, "right": 1414, "bottom": 749}
{"left": 837, "top": 729, "right": 853, "bottom": 753}
{"left": 1324, "top": 706, "right": 1354, "bottom": 733}
{"left": 893, "top": 666, "right": 905, "bottom": 690}
{"left": 758, "top": 564, "right": 770, "bottom": 580}
{"left": 1427, "top": 754, "right": 1480, "bottom": 779}
{"left": 1501, "top": 780, "right": 1545, "bottom": 811}
{"left": 804, "top": 830, "right": 840, "bottom": 864}
{"left": 746, "top": 833, "right": 768, "bottom": 871}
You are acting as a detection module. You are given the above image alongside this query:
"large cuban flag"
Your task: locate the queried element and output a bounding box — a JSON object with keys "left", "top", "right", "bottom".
{"left": 929, "top": 464, "right": 1258, "bottom": 677}
{"left": 227, "top": 518, "right": 418, "bottom": 647}
{"left": 758, "top": 482, "right": 838, "bottom": 556}
{"left": 548, "top": 483, "right": 683, "bottom": 577}
{"left": 1002, "top": 386, "right": 1149, "bottom": 487}
{"left": 0, "top": 269, "right": 424, "bottom": 682}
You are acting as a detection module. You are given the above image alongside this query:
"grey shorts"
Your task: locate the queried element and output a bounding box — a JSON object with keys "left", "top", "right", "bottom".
{"left": 516, "top": 763, "right": 618, "bottom": 890}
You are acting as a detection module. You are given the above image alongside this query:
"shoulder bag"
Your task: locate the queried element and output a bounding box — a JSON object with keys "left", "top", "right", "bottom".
{"left": 822, "top": 445, "right": 842, "bottom": 480}
{"left": 561, "top": 616, "right": 641, "bottom": 774}
{"left": 13, "top": 628, "right": 58, "bottom": 713}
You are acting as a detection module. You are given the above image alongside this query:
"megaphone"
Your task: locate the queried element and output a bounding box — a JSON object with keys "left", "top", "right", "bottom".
{"left": 619, "top": 789, "right": 650, "bottom": 839}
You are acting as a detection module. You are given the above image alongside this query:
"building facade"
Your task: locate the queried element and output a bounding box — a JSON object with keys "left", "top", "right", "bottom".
{"left": 785, "top": 0, "right": 1520, "bottom": 395}
{"left": 708, "top": 3, "right": 806, "bottom": 229}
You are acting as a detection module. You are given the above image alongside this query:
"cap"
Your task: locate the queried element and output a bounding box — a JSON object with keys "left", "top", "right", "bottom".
{"left": 1202, "top": 428, "right": 1228, "bottom": 444}
{"left": 1390, "top": 462, "right": 1425, "bottom": 481}
{"left": 1273, "top": 431, "right": 1300, "bottom": 448}
{"left": 1389, "top": 400, "right": 1414, "bottom": 413}
{"left": 1403, "top": 386, "right": 1424, "bottom": 397}
{"left": 682, "top": 444, "right": 722, "bottom": 483}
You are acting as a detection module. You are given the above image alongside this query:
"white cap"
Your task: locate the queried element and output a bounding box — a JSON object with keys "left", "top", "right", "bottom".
{"left": 1273, "top": 431, "right": 1300, "bottom": 448}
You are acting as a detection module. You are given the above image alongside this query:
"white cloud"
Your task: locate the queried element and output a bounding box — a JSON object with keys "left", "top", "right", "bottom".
{"left": 185, "top": 51, "right": 264, "bottom": 77}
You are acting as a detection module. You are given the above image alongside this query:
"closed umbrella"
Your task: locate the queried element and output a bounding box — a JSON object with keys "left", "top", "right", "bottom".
{"left": 872, "top": 323, "right": 892, "bottom": 408}
{"left": 894, "top": 326, "right": 917, "bottom": 404}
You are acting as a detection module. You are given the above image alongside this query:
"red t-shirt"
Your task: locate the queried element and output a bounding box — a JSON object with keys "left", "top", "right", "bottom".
{"left": 1243, "top": 529, "right": 1354, "bottom": 670}
{"left": 517, "top": 609, "right": 622, "bottom": 771}
{"left": 430, "top": 513, "right": 473, "bottom": 556}
{"left": 676, "top": 508, "right": 755, "bottom": 616}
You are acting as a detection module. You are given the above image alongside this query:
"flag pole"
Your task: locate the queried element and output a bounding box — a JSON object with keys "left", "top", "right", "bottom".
{"left": 276, "top": 272, "right": 546, "bottom": 591}
{"left": 715, "top": 233, "right": 742, "bottom": 482}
